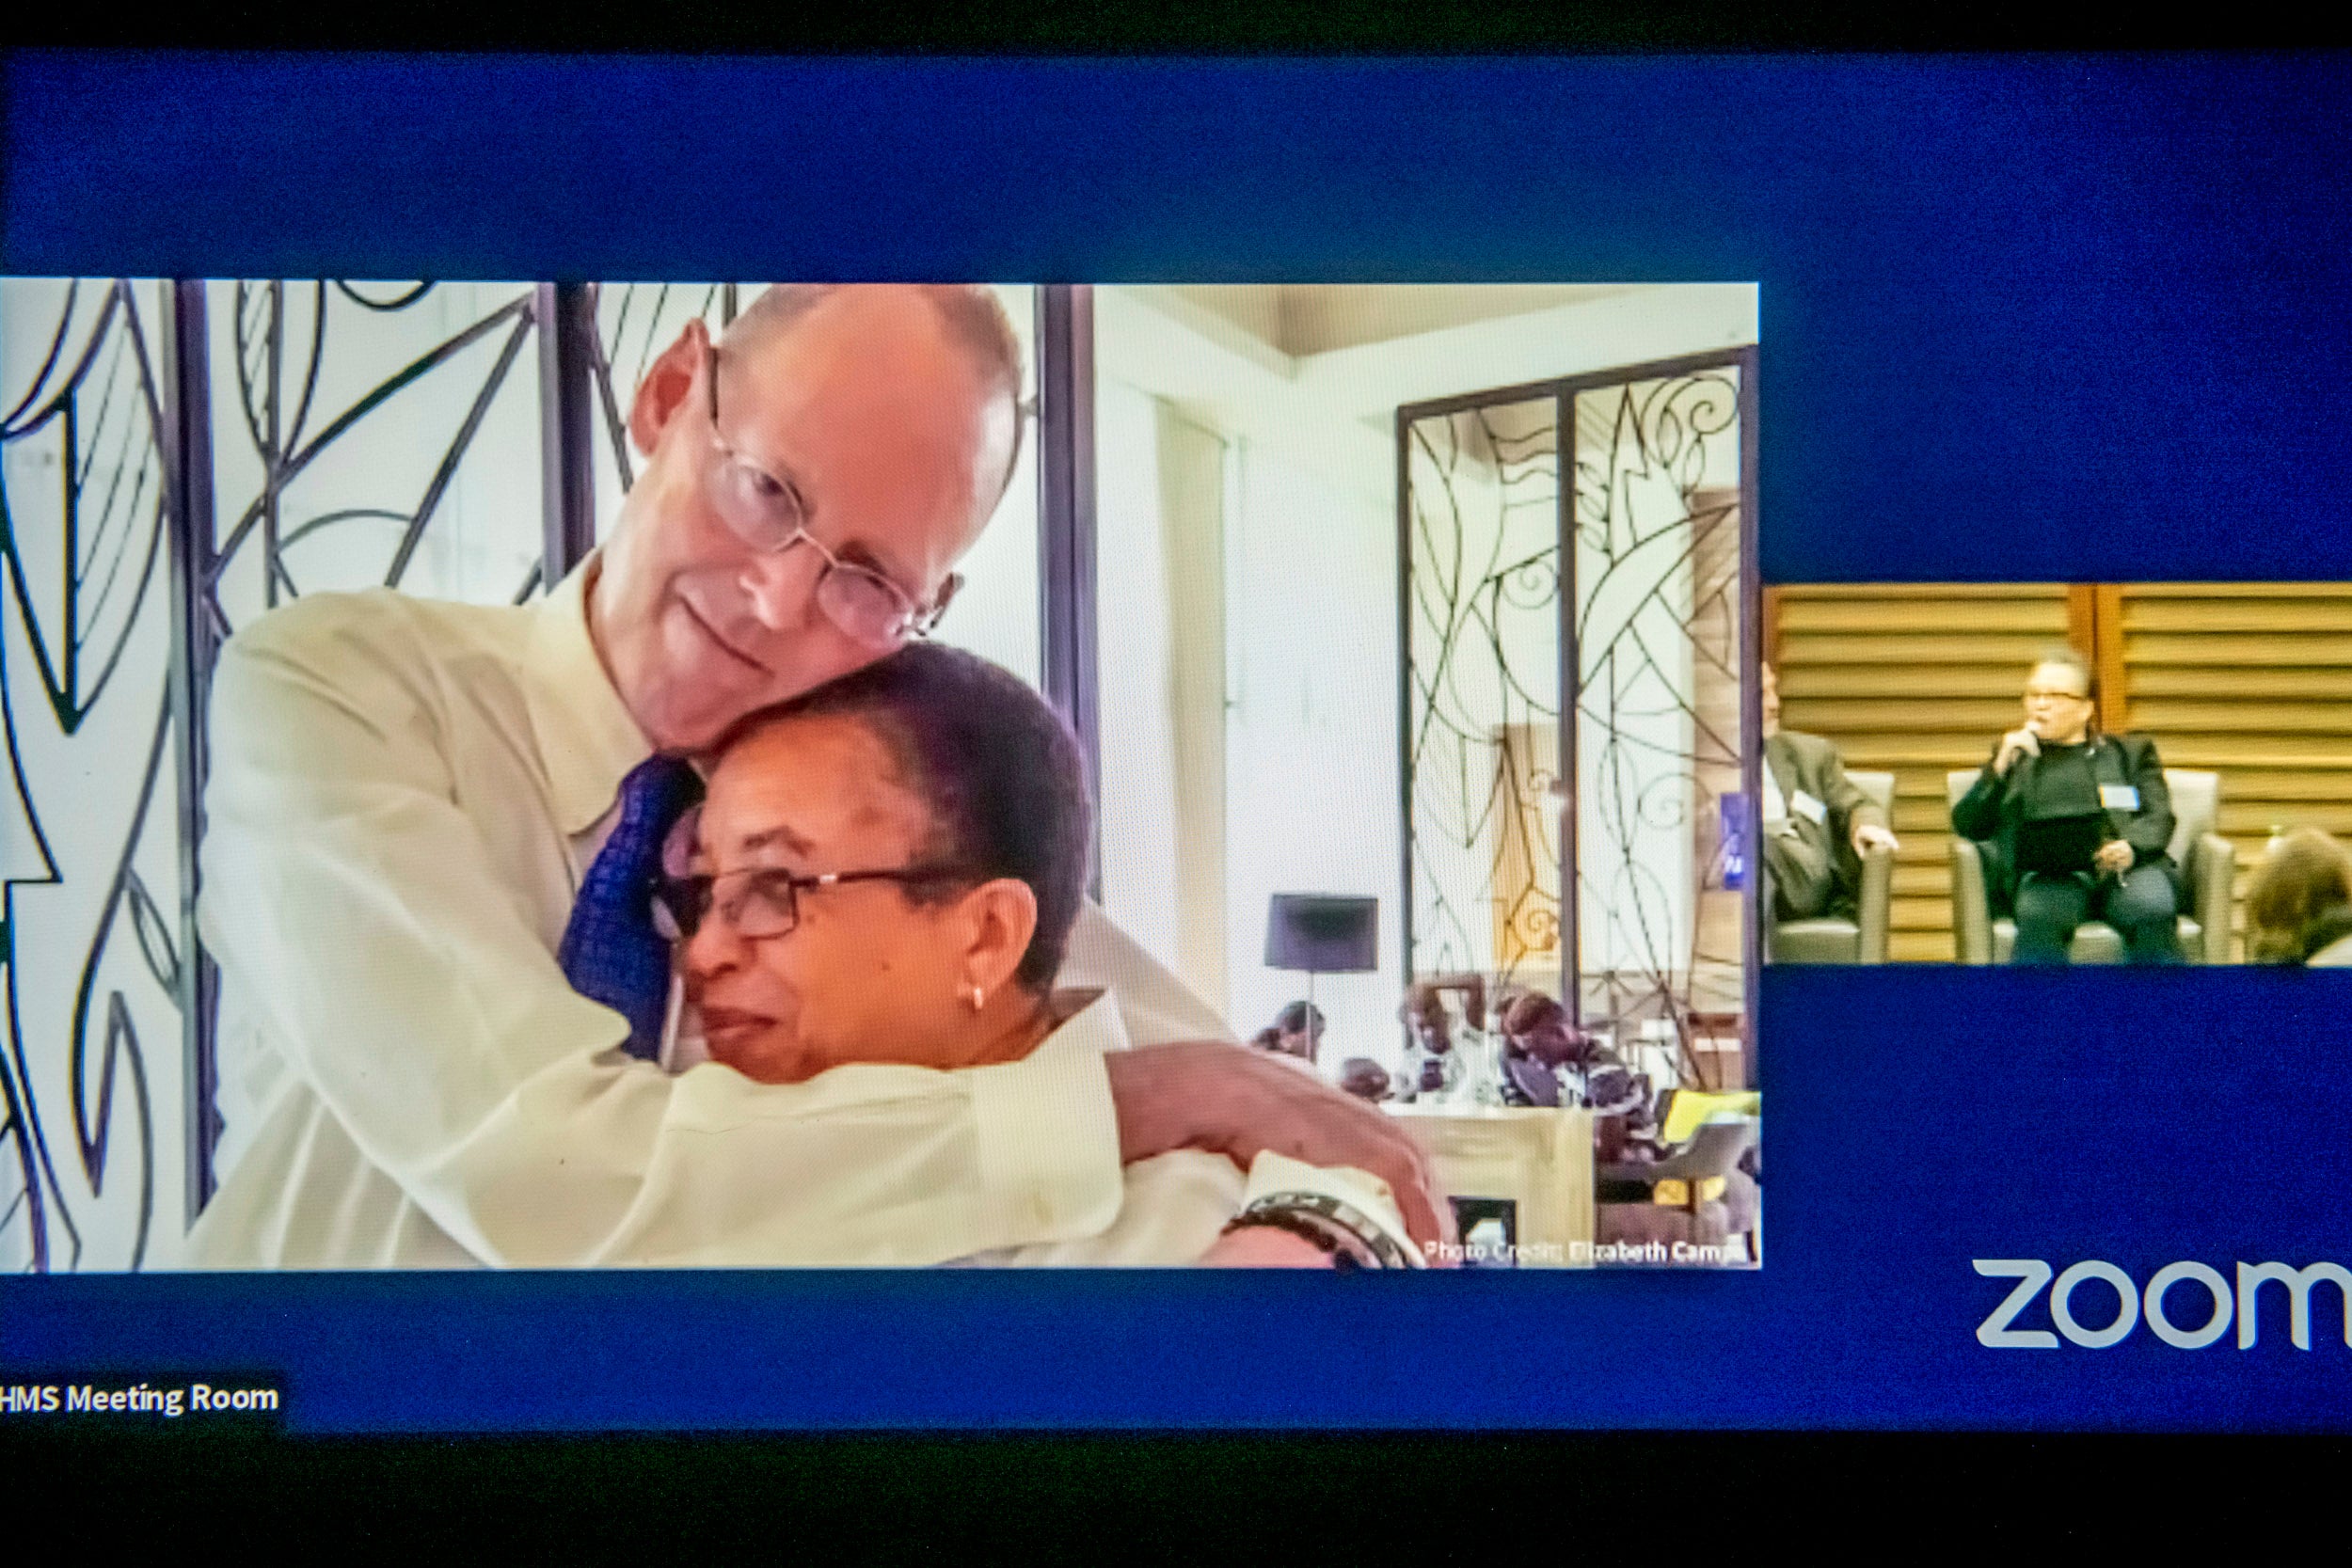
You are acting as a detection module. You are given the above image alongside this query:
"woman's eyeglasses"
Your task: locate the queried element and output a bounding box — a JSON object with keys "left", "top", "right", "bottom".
{"left": 697, "top": 341, "right": 961, "bottom": 650}
{"left": 653, "top": 863, "right": 973, "bottom": 942}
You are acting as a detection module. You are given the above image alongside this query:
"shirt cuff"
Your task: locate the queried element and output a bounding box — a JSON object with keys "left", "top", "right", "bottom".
{"left": 968, "top": 1032, "right": 1124, "bottom": 1246}
{"left": 1240, "top": 1150, "right": 1424, "bottom": 1266}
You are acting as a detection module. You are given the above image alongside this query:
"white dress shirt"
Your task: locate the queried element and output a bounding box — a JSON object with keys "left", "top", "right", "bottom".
{"left": 182, "top": 559, "right": 1233, "bottom": 1270}
{"left": 958, "top": 993, "right": 1417, "bottom": 1266}
{"left": 1760, "top": 752, "right": 1792, "bottom": 839}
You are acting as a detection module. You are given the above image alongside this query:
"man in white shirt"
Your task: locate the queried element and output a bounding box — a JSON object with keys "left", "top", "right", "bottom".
{"left": 184, "top": 283, "right": 1441, "bottom": 1268}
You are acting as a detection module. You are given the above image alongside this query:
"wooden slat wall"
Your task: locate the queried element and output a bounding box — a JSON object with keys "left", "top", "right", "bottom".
{"left": 2110, "top": 584, "right": 2352, "bottom": 960}
{"left": 1771, "top": 584, "right": 2074, "bottom": 961}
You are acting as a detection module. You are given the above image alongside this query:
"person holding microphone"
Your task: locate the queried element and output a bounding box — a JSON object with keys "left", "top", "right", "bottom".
{"left": 1949, "top": 646, "right": 2184, "bottom": 965}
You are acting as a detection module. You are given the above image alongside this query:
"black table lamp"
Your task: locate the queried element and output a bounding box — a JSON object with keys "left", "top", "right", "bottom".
{"left": 1264, "top": 895, "right": 1379, "bottom": 1045}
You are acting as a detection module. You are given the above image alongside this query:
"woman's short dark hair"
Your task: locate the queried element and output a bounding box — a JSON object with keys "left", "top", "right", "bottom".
{"left": 739, "top": 643, "right": 1093, "bottom": 993}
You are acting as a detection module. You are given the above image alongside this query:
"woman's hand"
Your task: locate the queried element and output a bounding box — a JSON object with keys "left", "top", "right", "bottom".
{"left": 2094, "top": 839, "right": 2136, "bottom": 876}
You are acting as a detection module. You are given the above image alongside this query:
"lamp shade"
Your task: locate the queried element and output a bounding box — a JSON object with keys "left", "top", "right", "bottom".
{"left": 1264, "top": 894, "right": 1378, "bottom": 973}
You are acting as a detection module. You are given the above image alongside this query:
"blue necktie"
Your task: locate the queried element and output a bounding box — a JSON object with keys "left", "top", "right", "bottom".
{"left": 558, "top": 755, "right": 704, "bottom": 1061}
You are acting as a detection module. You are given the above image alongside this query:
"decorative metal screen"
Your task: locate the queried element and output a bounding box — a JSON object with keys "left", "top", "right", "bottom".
{"left": 1400, "top": 391, "right": 1563, "bottom": 983}
{"left": 2, "top": 277, "right": 602, "bottom": 1272}
{"left": 1400, "top": 350, "right": 1758, "bottom": 1082}
{"left": 3, "top": 280, "right": 177, "bottom": 1271}
{"left": 590, "top": 283, "right": 740, "bottom": 525}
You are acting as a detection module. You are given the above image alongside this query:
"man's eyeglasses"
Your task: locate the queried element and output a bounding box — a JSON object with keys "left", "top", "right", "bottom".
{"left": 2025, "top": 687, "right": 2091, "bottom": 703}
{"left": 652, "top": 863, "right": 974, "bottom": 942}
{"left": 699, "top": 341, "right": 961, "bottom": 651}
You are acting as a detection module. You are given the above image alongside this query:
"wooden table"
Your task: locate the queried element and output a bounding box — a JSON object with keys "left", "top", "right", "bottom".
{"left": 1381, "top": 1103, "right": 1596, "bottom": 1267}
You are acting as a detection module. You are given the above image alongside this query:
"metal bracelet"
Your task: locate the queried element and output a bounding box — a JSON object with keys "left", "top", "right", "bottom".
{"left": 1232, "top": 1191, "right": 1415, "bottom": 1269}
{"left": 1218, "top": 1208, "right": 1366, "bottom": 1270}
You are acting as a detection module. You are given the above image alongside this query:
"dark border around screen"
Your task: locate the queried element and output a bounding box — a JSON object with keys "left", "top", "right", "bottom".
{"left": 4, "top": 50, "right": 2351, "bottom": 1433}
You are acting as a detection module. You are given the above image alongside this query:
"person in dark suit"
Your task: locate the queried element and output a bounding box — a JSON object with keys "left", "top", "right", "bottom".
{"left": 1760, "top": 662, "right": 1900, "bottom": 923}
{"left": 1949, "top": 646, "right": 2183, "bottom": 964}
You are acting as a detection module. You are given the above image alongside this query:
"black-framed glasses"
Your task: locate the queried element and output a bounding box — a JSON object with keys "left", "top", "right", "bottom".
{"left": 652, "top": 863, "right": 975, "bottom": 942}
{"left": 699, "top": 341, "right": 961, "bottom": 650}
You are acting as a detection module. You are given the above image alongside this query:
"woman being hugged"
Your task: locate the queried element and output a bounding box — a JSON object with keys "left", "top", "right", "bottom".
{"left": 666, "top": 641, "right": 1426, "bottom": 1267}
{"left": 1950, "top": 646, "right": 2183, "bottom": 965}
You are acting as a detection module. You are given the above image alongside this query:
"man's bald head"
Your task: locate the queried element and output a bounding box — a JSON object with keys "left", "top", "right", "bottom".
{"left": 723, "top": 285, "right": 1026, "bottom": 501}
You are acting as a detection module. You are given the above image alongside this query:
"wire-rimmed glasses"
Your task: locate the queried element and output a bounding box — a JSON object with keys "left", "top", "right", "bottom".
{"left": 653, "top": 863, "right": 976, "bottom": 942}
{"left": 698, "top": 341, "right": 961, "bottom": 650}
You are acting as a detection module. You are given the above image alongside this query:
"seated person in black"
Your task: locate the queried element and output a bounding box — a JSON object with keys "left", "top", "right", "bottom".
{"left": 1949, "top": 647, "right": 2183, "bottom": 964}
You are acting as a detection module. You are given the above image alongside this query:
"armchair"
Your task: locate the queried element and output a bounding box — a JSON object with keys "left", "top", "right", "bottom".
{"left": 1947, "top": 767, "right": 2234, "bottom": 963}
{"left": 1767, "top": 768, "right": 1896, "bottom": 964}
{"left": 1594, "top": 1102, "right": 1760, "bottom": 1264}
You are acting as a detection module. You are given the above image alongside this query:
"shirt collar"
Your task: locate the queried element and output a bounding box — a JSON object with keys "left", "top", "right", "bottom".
{"left": 525, "top": 550, "right": 658, "bottom": 835}
{"left": 1032, "top": 988, "right": 1129, "bottom": 1060}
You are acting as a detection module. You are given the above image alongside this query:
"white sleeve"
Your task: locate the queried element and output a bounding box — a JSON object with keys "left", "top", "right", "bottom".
{"left": 1238, "top": 1150, "right": 1422, "bottom": 1264}
{"left": 1058, "top": 902, "right": 1237, "bottom": 1048}
{"left": 197, "top": 616, "right": 1123, "bottom": 1266}
{"left": 950, "top": 1150, "right": 1421, "bottom": 1268}
{"left": 956, "top": 1151, "right": 1245, "bottom": 1267}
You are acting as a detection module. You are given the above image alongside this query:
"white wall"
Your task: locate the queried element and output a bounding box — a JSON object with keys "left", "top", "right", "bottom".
{"left": 1218, "top": 439, "right": 1405, "bottom": 1070}
{"left": 930, "top": 286, "right": 1041, "bottom": 689}
{"left": 1095, "top": 381, "right": 1229, "bottom": 1008}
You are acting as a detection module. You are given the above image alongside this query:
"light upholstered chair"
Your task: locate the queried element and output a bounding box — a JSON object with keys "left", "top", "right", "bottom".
{"left": 1946, "top": 768, "right": 2234, "bottom": 964}
{"left": 1768, "top": 769, "right": 1896, "bottom": 964}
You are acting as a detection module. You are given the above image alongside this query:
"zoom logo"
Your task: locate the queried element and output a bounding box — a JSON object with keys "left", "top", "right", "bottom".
{"left": 1974, "top": 1259, "right": 2352, "bottom": 1350}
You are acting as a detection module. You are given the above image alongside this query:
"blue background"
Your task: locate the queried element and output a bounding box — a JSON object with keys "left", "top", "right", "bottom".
{"left": 4, "top": 51, "right": 2349, "bottom": 1432}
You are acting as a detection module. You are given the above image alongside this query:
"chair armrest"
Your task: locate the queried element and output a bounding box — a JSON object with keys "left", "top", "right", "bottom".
{"left": 1949, "top": 837, "right": 1993, "bottom": 965}
{"left": 1855, "top": 844, "right": 1895, "bottom": 964}
{"left": 2195, "top": 832, "right": 2235, "bottom": 963}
